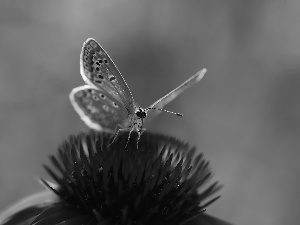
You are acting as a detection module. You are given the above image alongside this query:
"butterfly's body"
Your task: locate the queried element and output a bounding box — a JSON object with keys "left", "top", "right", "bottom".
{"left": 70, "top": 38, "right": 207, "bottom": 147}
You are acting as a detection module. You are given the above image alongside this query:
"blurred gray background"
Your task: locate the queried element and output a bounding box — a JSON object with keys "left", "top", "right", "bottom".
{"left": 0, "top": 0, "right": 299, "bottom": 224}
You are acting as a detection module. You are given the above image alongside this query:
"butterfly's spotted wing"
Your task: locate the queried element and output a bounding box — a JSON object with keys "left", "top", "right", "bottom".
{"left": 80, "top": 38, "right": 135, "bottom": 114}
{"left": 70, "top": 85, "right": 128, "bottom": 132}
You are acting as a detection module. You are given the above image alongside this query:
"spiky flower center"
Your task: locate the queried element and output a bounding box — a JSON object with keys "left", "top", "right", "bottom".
{"left": 42, "top": 131, "right": 221, "bottom": 225}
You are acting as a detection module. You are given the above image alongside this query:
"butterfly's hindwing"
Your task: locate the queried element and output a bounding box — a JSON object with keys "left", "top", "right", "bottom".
{"left": 70, "top": 85, "right": 128, "bottom": 132}
{"left": 80, "top": 38, "right": 135, "bottom": 114}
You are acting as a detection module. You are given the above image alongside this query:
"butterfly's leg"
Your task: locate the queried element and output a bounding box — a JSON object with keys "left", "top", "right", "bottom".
{"left": 125, "top": 126, "right": 135, "bottom": 149}
{"left": 136, "top": 128, "right": 146, "bottom": 149}
{"left": 109, "top": 124, "right": 126, "bottom": 146}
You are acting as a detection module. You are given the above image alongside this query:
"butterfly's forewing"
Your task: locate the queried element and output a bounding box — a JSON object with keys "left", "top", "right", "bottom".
{"left": 80, "top": 38, "right": 135, "bottom": 114}
{"left": 146, "top": 69, "right": 207, "bottom": 120}
{"left": 69, "top": 85, "right": 128, "bottom": 132}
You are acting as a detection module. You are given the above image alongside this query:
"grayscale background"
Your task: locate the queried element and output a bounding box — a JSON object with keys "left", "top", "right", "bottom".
{"left": 0, "top": 1, "right": 299, "bottom": 225}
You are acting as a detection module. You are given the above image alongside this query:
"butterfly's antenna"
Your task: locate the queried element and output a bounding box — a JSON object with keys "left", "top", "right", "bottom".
{"left": 146, "top": 107, "right": 183, "bottom": 117}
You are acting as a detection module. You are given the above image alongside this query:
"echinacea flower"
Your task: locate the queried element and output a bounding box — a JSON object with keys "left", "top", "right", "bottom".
{"left": 0, "top": 131, "right": 232, "bottom": 225}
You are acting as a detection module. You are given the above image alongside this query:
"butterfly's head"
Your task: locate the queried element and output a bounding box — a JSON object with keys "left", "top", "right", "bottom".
{"left": 135, "top": 107, "right": 147, "bottom": 119}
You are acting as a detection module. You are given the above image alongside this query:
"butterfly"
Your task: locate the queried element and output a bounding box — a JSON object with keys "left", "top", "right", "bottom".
{"left": 70, "top": 38, "right": 207, "bottom": 148}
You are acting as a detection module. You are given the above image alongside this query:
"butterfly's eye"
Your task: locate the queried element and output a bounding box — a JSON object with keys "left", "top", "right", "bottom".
{"left": 136, "top": 110, "right": 147, "bottom": 119}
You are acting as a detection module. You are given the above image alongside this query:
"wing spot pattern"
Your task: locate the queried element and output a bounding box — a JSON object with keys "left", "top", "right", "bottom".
{"left": 84, "top": 55, "right": 90, "bottom": 62}
{"left": 113, "top": 102, "right": 119, "bottom": 108}
{"left": 100, "top": 94, "right": 106, "bottom": 99}
{"left": 86, "top": 44, "right": 93, "bottom": 52}
{"left": 84, "top": 62, "right": 91, "bottom": 70}
{"left": 108, "top": 74, "right": 116, "bottom": 82}
{"left": 92, "top": 95, "right": 99, "bottom": 101}
{"left": 95, "top": 59, "right": 103, "bottom": 66}
{"left": 97, "top": 74, "right": 104, "bottom": 79}
{"left": 95, "top": 79, "right": 103, "bottom": 85}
